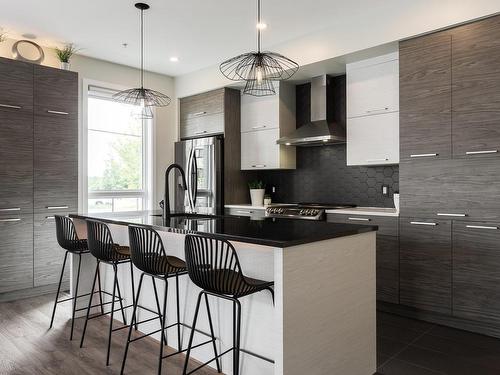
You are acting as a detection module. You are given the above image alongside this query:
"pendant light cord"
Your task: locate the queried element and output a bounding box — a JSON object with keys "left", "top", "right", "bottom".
{"left": 257, "top": 0, "right": 261, "bottom": 53}
{"left": 140, "top": 7, "right": 144, "bottom": 88}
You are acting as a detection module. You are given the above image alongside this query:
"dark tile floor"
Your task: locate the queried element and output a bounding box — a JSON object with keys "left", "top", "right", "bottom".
{"left": 377, "top": 311, "right": 500, "bottom": 375}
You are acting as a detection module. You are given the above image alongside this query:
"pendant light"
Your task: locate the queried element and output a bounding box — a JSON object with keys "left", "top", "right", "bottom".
{"left": 113, "top": 3, "right": 171, "bottom": 119}
{"left": 219, "top": 0, "right": 299, "bottom": 96}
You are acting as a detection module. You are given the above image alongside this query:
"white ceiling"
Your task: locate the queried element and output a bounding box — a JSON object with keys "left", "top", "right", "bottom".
{"left": 0, "top": 0, "right": 361, "bottom": 77}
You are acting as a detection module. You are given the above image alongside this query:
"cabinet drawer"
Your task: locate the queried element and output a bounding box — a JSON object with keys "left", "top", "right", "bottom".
{"left": 347, "top": 57, "right": 399, "bottom": 119}
{"left": 241, "top": 128, "right": 280, "bottom": 170}
{"left": 226, "top": 208, "right": 266, "bottom": 219}
{"left": 399, "top": 218, "right": 452, "bottom": 314}
{"left": 453, "top": 220, "right": 500, "bottom": 325}
{"left": 347, "top": 111, "right": 399, "bottom": 166}
{"left": 0, "top": 214, "right": 34, "bottom": 293}
{"left": 327, "top": 213, "right": 398, "bottom": 236}
{"left": 241, "top": 93, "right": 279, "bottom": 133}
{"left": 34, "top": 212, "right": 71, "bottom": 287}
{"left": 452, "top": 112, "right": 500, "bottom": 159}
{"left": 180, "top": 89, "right": 224, "bottom": 121}
{"left": 180, "top": 112, "right": 224, "bottom": 139}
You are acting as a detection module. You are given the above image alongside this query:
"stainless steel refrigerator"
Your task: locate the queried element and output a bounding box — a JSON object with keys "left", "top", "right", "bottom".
{"left": 174, "top": 136, "right": 223, "bottom": 215}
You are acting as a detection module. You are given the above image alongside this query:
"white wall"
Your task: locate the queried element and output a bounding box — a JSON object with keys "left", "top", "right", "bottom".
{"left": 0, "top": 38, "right": 176, "bottom": 208}
{"left": 175, "top": 0, "right": 500, "bottom": 98}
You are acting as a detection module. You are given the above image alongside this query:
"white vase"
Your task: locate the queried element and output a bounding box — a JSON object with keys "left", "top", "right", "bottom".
{"left": 249, "top": 189, "right": 265, "bottom": 207}
{"left": 393, "top": 193, "right": 400, "bottom": 212}
{"left": 60, "top": 62, "right": 71, "bottom": 70}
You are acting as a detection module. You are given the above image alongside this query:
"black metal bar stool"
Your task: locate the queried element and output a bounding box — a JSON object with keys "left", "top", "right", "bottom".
{"left": 80, "top": 219, "right": 139, "bottom": 366}
{"left": 49, "top": 215, "right": 106, "bottom": 340}
{"left": 121, "top": 225, "right": 216, "bottom": 375}
{"left": 182, "top": 234, "right": 275, "bottom": 375}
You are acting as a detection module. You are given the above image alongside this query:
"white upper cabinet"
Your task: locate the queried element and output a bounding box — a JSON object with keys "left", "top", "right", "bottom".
{"left": 240, "top": 82, "right": 296, "bottom": 170}
{"left": 347, "top": 52, "right": 399, "bottom": 119}
{"left": 346, "top": 52, "right": 400, "bottom": 166}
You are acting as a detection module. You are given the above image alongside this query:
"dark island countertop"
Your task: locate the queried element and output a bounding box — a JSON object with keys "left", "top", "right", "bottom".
{"left": 70, "top": 210, "right": 377, "bottom": 248}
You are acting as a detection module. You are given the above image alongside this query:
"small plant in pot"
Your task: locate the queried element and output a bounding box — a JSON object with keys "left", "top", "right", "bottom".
{"left": 55, "top": 43, "right": 78, "bottom": 70}
{"left": 248, "top": 180, "right": 266, "bottom": 207}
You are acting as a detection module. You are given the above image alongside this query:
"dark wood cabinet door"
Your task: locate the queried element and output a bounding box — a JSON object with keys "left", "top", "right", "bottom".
{"left": 34, "top": 65, "right": 78, "bottom": 117}
{"left": 34, "top": 67, "right": 78, "bottom": 213}
{"left": 34, "top": 212, "right": 70, "bottom": 287}
{"left": 400, "top": 158, "right": 500, "bottom": 221}
{"left": 0, "top": 214, "right": 33, "bottom": 293}
{"left": 179, "top": 89, "right": 225, "bottom": 139}
{"left": 400, "top": 219, "right": 452, "bottom": 314}
{"left": 0, "top": 110, "right": 33, "bottom": 213}
{"left": 399, "top": 32, "right": 452, "bottom": 161}
{"left": 377, "top": 235, "right": 399, "bottom": 304}
{"left": 453, "top": 221, "right": 500, "bottom": 325}
{"left": 453, "top": 112, "right": 500, "bottom": 158}
{"left": 0, "top": 57, "right": 33, "bottom": 111}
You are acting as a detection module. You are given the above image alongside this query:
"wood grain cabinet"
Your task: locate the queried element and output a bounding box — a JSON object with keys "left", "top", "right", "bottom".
{"left": 179, "top": 89, "right": 225, "bottom": 139}
{"left": 399, "top": 218, "right": 452, "bottom": 314}
{"left": 327, "top": 213, "right": 399, "bottom": 304}
{"left": 399, "top": 33, "right": 452, "bottom": 161}
{"left": 453, "top": 221, "right": 500, "bottom": 326}
{"left": 34, "top": 66, "right": 78, "bottom": 214}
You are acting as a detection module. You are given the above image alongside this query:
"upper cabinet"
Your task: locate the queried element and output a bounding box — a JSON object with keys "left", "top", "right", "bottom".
{"left": 240, "top": 82, "right": 296, "bottom": 170}
{"left": 346, "top": 52, "right": 400, "bottom": 166}
{"left": 179, "top": 89, "right": 225, "bottom": 139}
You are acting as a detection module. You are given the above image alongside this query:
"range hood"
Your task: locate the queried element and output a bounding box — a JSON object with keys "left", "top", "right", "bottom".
{"left": 277, "top": 75, "right": 346, "bottom": 146}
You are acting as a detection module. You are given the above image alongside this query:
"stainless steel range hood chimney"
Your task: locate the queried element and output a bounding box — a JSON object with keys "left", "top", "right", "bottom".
{"left": 277, "top": 75, "right": 346, "bottom": 146}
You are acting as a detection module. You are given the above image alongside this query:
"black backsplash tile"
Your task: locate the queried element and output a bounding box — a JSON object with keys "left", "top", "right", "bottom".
{"left": 249, "top": 144, "right": 399, "bottom": 208}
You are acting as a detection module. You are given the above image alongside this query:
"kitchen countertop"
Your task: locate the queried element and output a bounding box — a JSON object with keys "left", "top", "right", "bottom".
{"left": 326, "top": 207, "right": 399, "bottom": 217}
{"left": 225, "top": 204, "right": 267, "bottom": 210}
{"left": 70, "top": 210, "right": 377, "bottom": 248}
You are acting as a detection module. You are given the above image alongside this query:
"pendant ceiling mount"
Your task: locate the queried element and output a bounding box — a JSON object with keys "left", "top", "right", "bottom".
{"left": 113, "top": 2, "right": 171, "bottom": 118}
{"left": 219, "top": 0, "right": 299, "bottom": 96}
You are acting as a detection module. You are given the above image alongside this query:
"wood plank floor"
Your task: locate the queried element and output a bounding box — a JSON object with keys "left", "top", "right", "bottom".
{"left": 0, "top": 293, "right": 217, "bottom": 374}
{"left": 2, "top": 293, "right": 500, "bottom": 374}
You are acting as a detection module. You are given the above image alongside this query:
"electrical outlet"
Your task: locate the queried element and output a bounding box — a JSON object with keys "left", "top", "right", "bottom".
{"left": 382, "top": 185, "right": 389, "bottom": 197}
{"left": 272, "top": 186, "right": 276, "bottom": 193}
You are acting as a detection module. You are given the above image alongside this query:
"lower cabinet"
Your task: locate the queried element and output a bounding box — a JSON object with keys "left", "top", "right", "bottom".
{"left": 453, "top": 221, "right": 500, "bottom": 325}
{"left": 34, "top": 212, "right": 70, "bottom": 287}
{"left": 377, "top": 235, "right": 400, "bottom": 304}
{"left": 399, "top": 218, "right": 452, "bottom": 314}
{"left": 0, "top": 214, "right": 33, "bottom": 294}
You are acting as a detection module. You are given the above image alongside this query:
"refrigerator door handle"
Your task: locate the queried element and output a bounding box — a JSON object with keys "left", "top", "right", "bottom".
{"left": 192, "top": 147, "right": 198, "bottom": 207}
{"left": 186, "top": 146, "right": 195, "bottom": 212}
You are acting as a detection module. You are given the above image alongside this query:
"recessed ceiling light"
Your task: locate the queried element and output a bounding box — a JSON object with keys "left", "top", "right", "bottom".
{"left": 170, "top": 56, "right": 179, "bottom": 62}
{"left": 256, "top": 22, "right": 267, "bottom": 30}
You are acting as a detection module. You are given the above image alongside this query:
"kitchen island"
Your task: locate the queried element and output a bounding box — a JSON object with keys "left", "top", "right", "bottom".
{"left": 70, "top": 211, "right": 377, "bottom": 375}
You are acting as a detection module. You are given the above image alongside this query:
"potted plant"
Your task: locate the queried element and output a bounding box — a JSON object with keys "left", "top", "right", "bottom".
{"left": 248, "top": 180, "right": 266, "bottom": 207}
{"left": 55, "top": 43, "right": 78, "bottom": 70}
{"left": 0, "top": 28, "right": 7, "bottom": 43}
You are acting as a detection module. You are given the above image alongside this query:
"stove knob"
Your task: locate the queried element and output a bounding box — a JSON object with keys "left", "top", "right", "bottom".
{"left": 279, "top": 208, "right": 285, "bottom": 214}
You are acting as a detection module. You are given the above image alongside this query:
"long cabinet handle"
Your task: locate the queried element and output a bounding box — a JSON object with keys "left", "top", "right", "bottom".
{"left": 466, "top": 150, "right": 498, "bottom": 155}
{"left": 0, "top": 218, "right": 21, "bottom": 222}
{"left": 0, "top": 207, "right": 21, "bottom": 212}
{"left": 45, "top": 216, "right": 56, "bottom": 220}
{"left": 251, "top": 125, "right": 267, "bottom": 130}
{"left": 191, "top": 111, "right": 207, "bottom": 117}
{"left": 366, "top": 158, "right": 389, "bottom": 162}
{"left": 437, "top": 213, "right": 467, "bottom": 217}
{"left": 0, "top": 103, "right": 22, "bottom": 110}
{"left": 366, "top": 107, "right": 389, "bottom": 113}
{"left": 251, "top": 164, "right": 267, "bottom": 168}
{"left": 348, "top": 217, "right": 371, "bottom": 222}
{"left": 466, "top": 225, "right": 498, "bottom": 230}
{"left": 47, "top": 110, "right": 69, "bottom": 115}
{"left": 194, "top": 130, "right": 208, "bottom": 135}
{"left": 411, "top": 221, "right": 438, "bottom": 226}
{"left": 236, "top": 210, "right": 254, "bottom": 214}
{"left": 47, "top": 206, "right": 69, "bottom": 210}
{"left": 410, "top": 153, "right": 438, "bottom": 158}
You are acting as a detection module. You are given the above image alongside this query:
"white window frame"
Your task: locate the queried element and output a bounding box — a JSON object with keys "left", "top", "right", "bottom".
{"left": 81, "top": 79, "right": 155, "bottom": 214}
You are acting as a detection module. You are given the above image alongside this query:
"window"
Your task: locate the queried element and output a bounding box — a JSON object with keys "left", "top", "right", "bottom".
{"left": 83, "top": 84, "right": 153, "bottom": 214}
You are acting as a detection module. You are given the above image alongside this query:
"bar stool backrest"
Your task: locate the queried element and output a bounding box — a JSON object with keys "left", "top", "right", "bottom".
{"left": 128, "top": 225, "right": 171, "bottom": 275}
{"left": 86, "top": 219, "right": 116, "bottom": 262}
{"left": 185, "top": 234, "right": 248, "bottom": 296}
{"left": 54, "top": 215, "right": 86, "bottom": 253}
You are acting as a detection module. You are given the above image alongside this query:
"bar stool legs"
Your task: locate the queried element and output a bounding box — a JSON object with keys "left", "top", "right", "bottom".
{"left": 49, "top": 251, "right": 69, "bottom": 331}
{"left": 69, "top": 253, "right": 82, "bottom": 340}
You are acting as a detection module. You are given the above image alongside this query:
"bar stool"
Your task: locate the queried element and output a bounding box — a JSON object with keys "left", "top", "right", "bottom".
{"left": 121, "top": 225, "right": 216, "bottom": 375}
{"left": 80, "top": 219, "right": 137, "bottom": 366}
{"left": 182, "top": 234, "right": 275, "bottom": 375}
{"left": 50, "top": 215, "right": 100, "bottom": 341}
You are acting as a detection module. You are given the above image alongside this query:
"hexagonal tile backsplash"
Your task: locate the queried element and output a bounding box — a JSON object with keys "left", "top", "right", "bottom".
{"left": 253, "top": 144, "right": 399, "bottom": 208}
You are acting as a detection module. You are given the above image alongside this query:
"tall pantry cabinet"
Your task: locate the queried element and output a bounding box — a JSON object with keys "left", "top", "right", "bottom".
{"left": 0, "top": 57, "right": 78, "bottom": 296}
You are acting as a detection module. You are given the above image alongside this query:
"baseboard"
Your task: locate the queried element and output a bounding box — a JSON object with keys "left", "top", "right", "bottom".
{"left": 0, "top": 282, "right": 70, "bottom": 303}
{"left": 378, "top": 301, "right": 500, "bottom": 339}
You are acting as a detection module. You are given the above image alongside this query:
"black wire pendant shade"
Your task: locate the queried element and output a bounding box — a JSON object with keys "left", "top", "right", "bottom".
{"left": 219, "top": 0, "right": 299, "bottom": 96}
{"left": 113, "top": 3, "right": 171, "bottom": 118}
